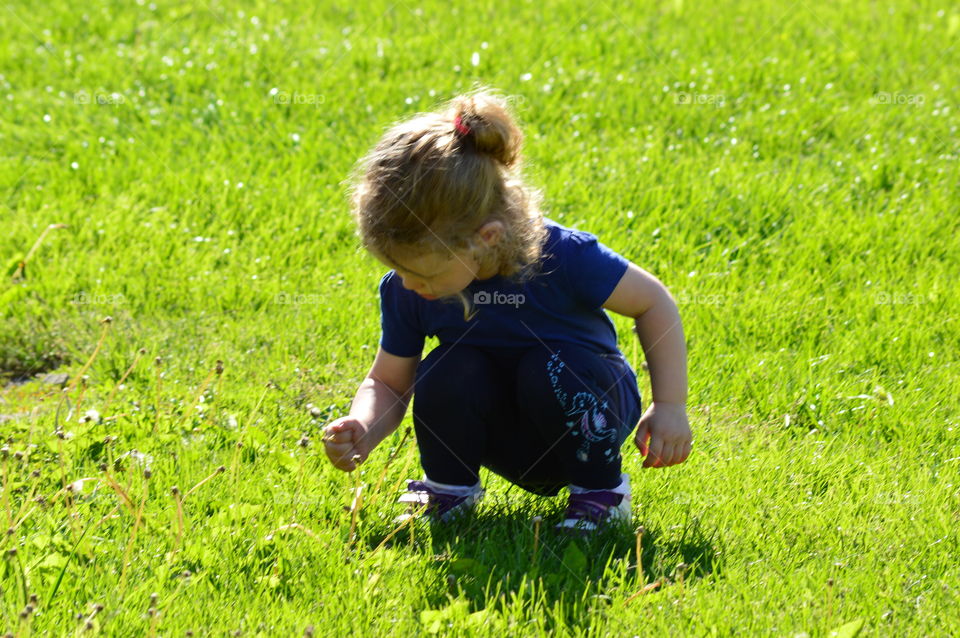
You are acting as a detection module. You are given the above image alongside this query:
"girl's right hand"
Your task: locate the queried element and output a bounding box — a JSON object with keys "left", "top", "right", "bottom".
{"left": 322, "top": 417, "right": 372, "bottom": 472}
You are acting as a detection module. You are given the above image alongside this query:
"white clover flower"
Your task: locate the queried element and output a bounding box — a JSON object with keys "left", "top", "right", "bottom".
{"left": 120, "top": 449, "right": 155, "bottom": 470}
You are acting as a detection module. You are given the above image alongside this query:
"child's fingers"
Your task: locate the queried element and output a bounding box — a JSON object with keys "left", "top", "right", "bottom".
{"left": 634, "top": 427, "right": 650, "bottom": 457}
{"left": 324, "top": 421, "right": 351, "bottom": 434}
{"left": 658, "top": 442, "right": 678, "bottom": 467}
{"left": 323, "top": 419, "right": 359, "bottom": 441}
{"left": 320, "top": 418, "right": 369, "bottom": 472}
{"left": 642, "top": 437, "right": 665, "bottom": 468}
{"left": 324, "top": 439, "right": 353, "bottom": 454}
{"left": 323, "top": 429, "right": 353, "bottom": 444}
{"left": 324, "top": 442, "right": 358, "bottom": 470}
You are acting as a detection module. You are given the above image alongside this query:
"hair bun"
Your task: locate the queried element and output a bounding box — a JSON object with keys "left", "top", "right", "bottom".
{"left": 449, "top": 89, "right": 522, "bottom": 169}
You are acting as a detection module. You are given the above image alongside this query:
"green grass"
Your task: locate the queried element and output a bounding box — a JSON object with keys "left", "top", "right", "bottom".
{"left": 2, "top": 0, "right": 959, "bottom": 635}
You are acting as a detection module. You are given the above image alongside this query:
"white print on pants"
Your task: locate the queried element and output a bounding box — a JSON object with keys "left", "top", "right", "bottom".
{"left": 546, "top": 352, "right": 617, "bottom": 463}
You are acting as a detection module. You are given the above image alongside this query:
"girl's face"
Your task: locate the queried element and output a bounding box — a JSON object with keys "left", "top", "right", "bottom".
{"left": 376, "top": 222, "right": 503, "bottom": 301}
{"left": 384, "top": 249, "right": 484, "bottom": 300}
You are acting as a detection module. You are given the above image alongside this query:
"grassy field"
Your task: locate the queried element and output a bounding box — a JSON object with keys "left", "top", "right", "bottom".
{"left": 2, "top": 0, "right": 959, "bottom": 635}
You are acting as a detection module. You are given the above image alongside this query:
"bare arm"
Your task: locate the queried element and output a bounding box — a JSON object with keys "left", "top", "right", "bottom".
{"left": 349, "top": 375, "right": 414, "bottom": 451}
{"left": 604, "top": 263, "right": 688, "bottom": 405}
{"left": 323, "top": 347, "right": 420, "bottom": 471}
{"left": 631, "top": 288, "right": 688, "bottom": 405}
{"left": 603, "top": 262, "right": 692, "bottom": 468}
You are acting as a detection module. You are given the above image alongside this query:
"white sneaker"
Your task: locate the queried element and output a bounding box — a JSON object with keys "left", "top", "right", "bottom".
{"left": 395, "top": 479, "right": 484, "bottom": 523}
{"left": 555, "top": 472, "right": 632, "bottom": 533}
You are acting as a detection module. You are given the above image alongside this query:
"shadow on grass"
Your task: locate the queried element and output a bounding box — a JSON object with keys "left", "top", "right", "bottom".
{"left": 358, "top": 485, "right": 720, "bottom": 630}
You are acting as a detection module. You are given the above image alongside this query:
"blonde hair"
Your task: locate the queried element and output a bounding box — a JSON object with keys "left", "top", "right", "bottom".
{"left": 347, "top": 86, "right": 550, "bottom": 320}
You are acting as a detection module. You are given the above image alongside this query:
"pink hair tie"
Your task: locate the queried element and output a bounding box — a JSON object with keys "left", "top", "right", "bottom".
{"left": 453, "top": 114, "right": 471, "bottom": 136}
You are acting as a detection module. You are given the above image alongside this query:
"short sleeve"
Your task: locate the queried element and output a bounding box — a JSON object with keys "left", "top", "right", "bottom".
{"left": 563, "top": 230, "right": 631, "bottom": 310}
{"left": 378, "top": 271, "right": 426, "bottom": 357}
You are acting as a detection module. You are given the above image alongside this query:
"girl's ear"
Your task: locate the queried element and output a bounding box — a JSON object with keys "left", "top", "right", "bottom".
{"left": 469, "top": 236, "right": 502, "bottom": 280}
{"left": 477, "top": 220, "right": 504, "bottom": 247}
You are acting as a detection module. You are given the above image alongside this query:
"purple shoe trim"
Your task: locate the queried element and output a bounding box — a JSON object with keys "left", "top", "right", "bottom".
{"left": 563, "top": 491, "right": 624, "bottom": 523}
{"left": 402, "top": 480, "right": 473, "bottom": 520}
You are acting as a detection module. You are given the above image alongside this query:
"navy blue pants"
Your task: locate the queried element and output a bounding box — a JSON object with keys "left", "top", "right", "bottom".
{"left": 412, "top": 341, "right": 643, "bottom": 496}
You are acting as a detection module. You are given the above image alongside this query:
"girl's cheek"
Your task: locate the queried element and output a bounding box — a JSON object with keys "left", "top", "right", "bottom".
{"left": 400, "top": 276, "right": 423, "bottom": 291}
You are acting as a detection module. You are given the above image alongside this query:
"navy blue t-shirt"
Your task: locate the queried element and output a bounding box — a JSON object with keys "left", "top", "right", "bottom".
{"left": 378, "top": 217, "right": 631, "bottom": 358}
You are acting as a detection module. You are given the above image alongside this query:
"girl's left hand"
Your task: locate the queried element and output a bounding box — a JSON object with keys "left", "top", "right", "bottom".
{"left": 633, "top": 402, "right": 692, "bottom": 468}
